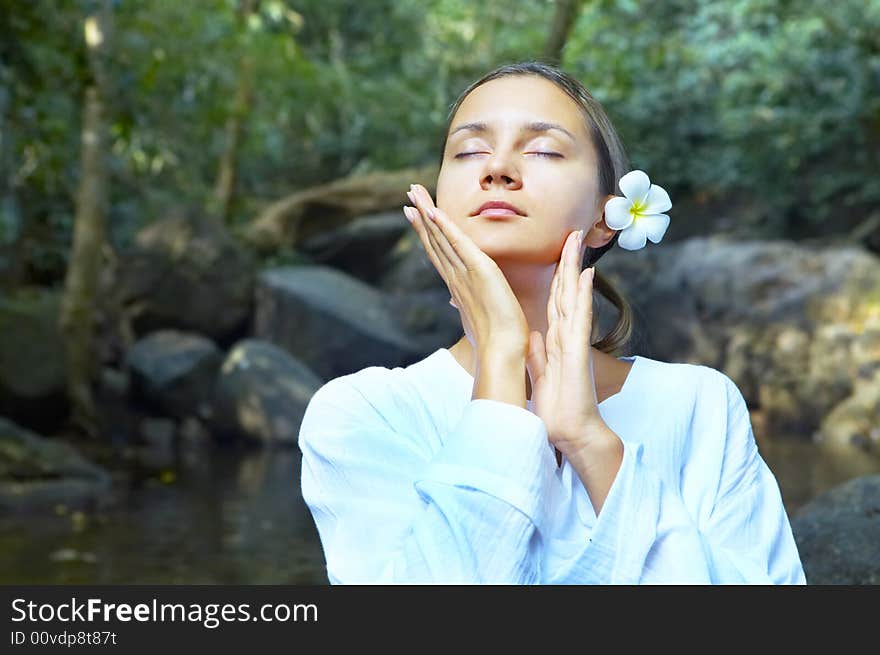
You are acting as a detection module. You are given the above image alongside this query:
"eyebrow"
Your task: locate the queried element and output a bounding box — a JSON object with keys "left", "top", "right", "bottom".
{"left": 449, "top": 120, "right": 577, "bottom": 143}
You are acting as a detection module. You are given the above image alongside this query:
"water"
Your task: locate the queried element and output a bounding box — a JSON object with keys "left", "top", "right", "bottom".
{"left": 0, "top": 445, "right": 328, "bottom": 584}
{"left": 757, "top": 436, "right": 880, "bottom": 518}
{"left": 1, "top": 435, "right": 878, "bottom": 584}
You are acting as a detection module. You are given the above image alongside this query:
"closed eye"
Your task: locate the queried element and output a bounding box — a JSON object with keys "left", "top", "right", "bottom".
{"left": 454, "top": 152, "right": 563, "bottom": 158}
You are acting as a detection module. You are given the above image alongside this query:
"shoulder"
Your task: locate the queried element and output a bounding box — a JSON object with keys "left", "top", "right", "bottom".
{"left": 632, "top": 354, "right": 730, "bottom": 415}
{"left": 306, "top": 352, "right": 434, "bottom": 413}
{"left": 301, "top": 365, "right": 395, "bottom": 430}
{"left": 632, "top": 355, "right": 752, "bottom": 465}
{"left": 298, "top": 354, "right": 436, "bottom": 452}
{"left": 636, "top": 357, "right": 758, "bottom": 518}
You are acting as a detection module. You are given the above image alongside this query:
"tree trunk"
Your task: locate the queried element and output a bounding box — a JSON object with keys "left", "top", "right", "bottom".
{"left": 210, "top": 0, "right": 259, "bottom": 225}
{"left": 242, "top": 163, "right": 439, "bottom": 254}
{"left": 543, "top": 0, "right": 585, "bottom": 65}
{"left": 59, "top": 6, "right": 111, "bottom": 439}
{"left": 0, "top": 60, "right": 24, "bottom": 290}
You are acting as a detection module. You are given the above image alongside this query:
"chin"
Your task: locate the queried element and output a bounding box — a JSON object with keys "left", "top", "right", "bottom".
{"left": 476, "top": 242, "right": 543, "bottom": 267}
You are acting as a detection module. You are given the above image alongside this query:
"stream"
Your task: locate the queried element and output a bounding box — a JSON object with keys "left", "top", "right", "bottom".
{"left": 1, "top": 435, "right": 878, "bottom": 584}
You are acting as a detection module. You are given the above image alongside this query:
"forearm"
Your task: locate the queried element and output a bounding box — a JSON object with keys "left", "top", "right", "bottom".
{"left": 472, "top": 345, "right": 528, "bottom": 409}
{"left": 566, "top": 425, "right": 624, "bottom": 516}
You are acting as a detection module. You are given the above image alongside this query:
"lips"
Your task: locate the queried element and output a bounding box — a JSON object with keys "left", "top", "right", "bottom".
{"left": 471, "top": 200, "right": 527, "bottom": 217}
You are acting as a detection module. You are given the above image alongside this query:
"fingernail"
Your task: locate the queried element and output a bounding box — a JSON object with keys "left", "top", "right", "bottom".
{"left": 427, "top": 207, "right": 435, "bottom": 220}
{"left": 406, "top": 190, "right": 414, "bottom": 204}
{"left": 403, "top": 206, "right": 414, "bottom": 222}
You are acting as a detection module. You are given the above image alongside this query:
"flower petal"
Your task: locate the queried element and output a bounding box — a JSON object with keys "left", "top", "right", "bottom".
{"left": 604, "top": 196, "right": 633, "bottom": 230}
{"left": 643, "top": 184, "right": 672, "bottom": 214}
{"left": 640, "top": 213, "right": 670, "bottom": 243}
{"left": 617, "top": 223, "right": 647, "bottom": 250}
{"left": 618, "top": 170, "right": 650, "bottom": 203}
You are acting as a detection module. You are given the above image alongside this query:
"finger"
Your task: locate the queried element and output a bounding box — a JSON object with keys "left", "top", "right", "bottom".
{"left": 406, "top": 189, "right": 465, "bottom": 273}
{"left": 411, "top": 185, "right": 472, "bottom": 271}
{"left": 575, "top": 266, "right": 595, "bottom": 346}
{"left": 546, "top": 264, "right": 562, "bottom": 362}
{"left": 564, "top": 230, "right": 583, "bottom": 316}
{"left": 426, "top": 207, "right": 470, "bottom": 272}
{"left": 548, "top": 261, "right": 561, "bottom": 327}
{"left": 557, "top": 231, "right": 576, "bottom": 318}
{"left": 526, "top": 330, "right": 546, "bottom": 387}
{"left": 407, "top": 190, "right": 457, "bottom": 277}
{"left": 405, "top": 203, "right": 441, "bottom": 272}
{"left": 561, "top": 230, "right": 581, "bottom": 319}
{"left": 557, "top": 233, "right": 569, "bottom": 318}
{"left": 405, "top": 205, "right": 450, "bottom": 287}
{"left": 564, "top": 230, "right": 583, "bottom": 321}
{"left": 546, "top": 306, "right": 560, "bottom": 364}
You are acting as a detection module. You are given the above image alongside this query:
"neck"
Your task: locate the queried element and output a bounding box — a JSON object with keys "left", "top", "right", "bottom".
{"left": 448, "top": 258, "right": 608, "bottom": 401}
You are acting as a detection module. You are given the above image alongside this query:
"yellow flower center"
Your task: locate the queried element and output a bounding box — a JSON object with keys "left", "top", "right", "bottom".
{"left": 630, "top": 199, "right": 646, "bottom": 221}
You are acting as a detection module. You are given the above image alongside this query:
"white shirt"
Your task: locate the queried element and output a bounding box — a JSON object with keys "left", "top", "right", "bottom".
{"left": 298, "top": 347, "right": 807, "bottom": 584}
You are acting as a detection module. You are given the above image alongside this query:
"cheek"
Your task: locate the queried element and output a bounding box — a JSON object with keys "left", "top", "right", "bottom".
{"left": 436, "top": 175, "right": 474, "bottom": 219}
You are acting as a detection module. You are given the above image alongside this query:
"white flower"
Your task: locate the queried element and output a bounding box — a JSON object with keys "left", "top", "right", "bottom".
{"left": 604, "top": 170, "right": 672, "bottom": 250}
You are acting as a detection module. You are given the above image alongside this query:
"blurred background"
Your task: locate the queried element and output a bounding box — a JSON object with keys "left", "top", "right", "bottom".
{"left": 1, "top": 0, "right": 879, "bottom": 585}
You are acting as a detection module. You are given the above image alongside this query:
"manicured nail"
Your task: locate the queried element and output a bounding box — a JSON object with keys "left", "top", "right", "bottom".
{"left": 427, "top": 207, "right": 435, "bottom": 220}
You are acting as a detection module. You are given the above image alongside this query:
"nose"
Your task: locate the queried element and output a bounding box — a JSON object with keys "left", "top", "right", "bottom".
{"left": 480, "top": 151, "right": 523, "bottom": 190}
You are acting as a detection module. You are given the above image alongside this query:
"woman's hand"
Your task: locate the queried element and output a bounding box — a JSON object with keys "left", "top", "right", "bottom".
{"left": 404, "top": 184, "right": 529, "bottom": 356}
{"left": 525, "top": 229, "right": 608, "bottom": 459}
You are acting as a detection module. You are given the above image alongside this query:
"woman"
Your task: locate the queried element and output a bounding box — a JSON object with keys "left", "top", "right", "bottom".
{"left": 298, "top": 61, "right": 807, "bottom": 584}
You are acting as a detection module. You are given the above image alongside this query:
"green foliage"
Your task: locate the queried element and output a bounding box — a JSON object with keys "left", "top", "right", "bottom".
{"left": 1, "top": 0, "right": 877, "bottom": 275}
{"left": 565, "top": 0, "right": 880, "bottom": 231}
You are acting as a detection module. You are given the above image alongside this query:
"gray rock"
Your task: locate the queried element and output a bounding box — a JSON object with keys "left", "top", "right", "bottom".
{"left": 379, "top": 287, "right": 464, "bottom": 352}
{"left": 0, "top": 288, "right": 68, "bottom": 431}
{"left": 136, "top": 416, "right": 177, "bottom": 471}
{"left": 377, "top": 230, "right": 449, "bottom": 293}
{"left": 596, "top": 237, "right": 880, "bottom": 441}
{"left": 0, "top": 417, "right": 112, "bottom": 514}
{"left": 816, "top": 368, "right": 880, "bottom": 455}
{"left": 791, "top": 475, "right": 880, "bottom": 584}
{"left": 108, "top": 210, "right": 255, "bottom": 343}
{"left": 299, "top": 211, "right": 409, "bottom": 283}
{"left": 126, "top": 330, "right": 222, "bottom": 420}
{"left": 210, "top": 339, "right": 323, "bottom": 445}
{"left": 254, "top": 266, "right": 424, "bottom": 380}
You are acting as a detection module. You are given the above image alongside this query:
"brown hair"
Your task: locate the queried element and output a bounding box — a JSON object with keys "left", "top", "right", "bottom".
{"left": 438, "top": 60, "right": 634, "bottom": 355}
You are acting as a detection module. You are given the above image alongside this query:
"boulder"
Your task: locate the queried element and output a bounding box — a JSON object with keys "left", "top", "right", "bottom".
{"left": 791, "top": 474, "right": 880, "bottom": 585}
{"left": 125, "top": 330, "right": 222, "bottom": 421}
{"left": 210, "top": 339, "right": 323, "bottom": 445}
{"left": 254, "top": 266, "right": 425, "bottom": 380}
{"left": 377, "top": 229, "right": 451, "bottom": 293}
{"left": 0, "top": 417, "right": 112, "bottom": 514}
{"left": 0, "top": 288, "right": 68, "bottom": 432}
{"left": 299, "top": 211, "right": 409, "bottom": 284}
{"left": 106, "top": 210, "right": 255, "bottom": 345}
{"left": 595, "top": 237, "right": 880, "bottom": 441}
{"left": 815, "top": 368, "right": 880, "bottom": 455}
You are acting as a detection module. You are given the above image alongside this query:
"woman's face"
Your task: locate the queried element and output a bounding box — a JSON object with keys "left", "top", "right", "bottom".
{"left": 436, "top": 75, "right": 615, "bottom": 266}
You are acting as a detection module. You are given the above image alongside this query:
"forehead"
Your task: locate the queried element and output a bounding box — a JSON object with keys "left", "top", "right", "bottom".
{"left": 450, "top": 75, "right": 589, "bottom": 144}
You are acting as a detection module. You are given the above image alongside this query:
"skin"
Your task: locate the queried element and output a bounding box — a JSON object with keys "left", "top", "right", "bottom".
{"left": 403, "top": 74, "right": 632, "bottom": 514}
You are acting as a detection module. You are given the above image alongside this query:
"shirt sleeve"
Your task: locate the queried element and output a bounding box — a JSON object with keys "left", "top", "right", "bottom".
{"left": 561, "top": 370, "right": 807, "bottom": 585}
{"left": 298, "top": 377, "right": 561, "bottom": 584}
